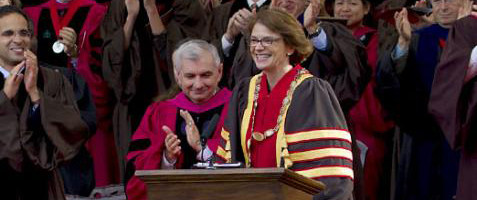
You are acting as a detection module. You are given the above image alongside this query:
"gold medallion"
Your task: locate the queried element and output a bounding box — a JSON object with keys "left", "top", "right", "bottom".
{"left": 264, "top": 129, "right": 274, "bottom": 137}
{"left": 252, "top": 132, "right": 265, "bottom": 141}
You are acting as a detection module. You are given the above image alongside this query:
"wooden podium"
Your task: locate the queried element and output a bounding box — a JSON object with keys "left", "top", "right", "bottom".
{"left": 136, "top": 168, "right": 325, "bottom": 200}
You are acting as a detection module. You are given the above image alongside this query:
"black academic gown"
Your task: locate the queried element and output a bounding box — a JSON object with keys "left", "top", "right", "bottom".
{"left": 376, "top": 24, "right": 460, "bottom": 200}
{"left": 42, "top": 63, "right": 97, "bottom": 196}
{"left": 0, "top": 67, "right": 89, "bottom": 200}
{"left": 101, "top": 0, "right": 209, "bottom": 179}
{"left": 101, "top": 0, "right": 172, "bottom": 178}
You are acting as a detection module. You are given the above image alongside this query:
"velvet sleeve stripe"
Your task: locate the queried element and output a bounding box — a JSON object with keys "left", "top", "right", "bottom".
{"left": 128, "top": 139, "right": 151, "bottom": 152}
{"left": 216, "top": 146, "right": 228, "bottom": 161}
{"left": 290, "top": 147, "right": 353, "bottom": 163}
{"left": 286, "top": 129, "right": 351, "bottom": 144}
{"left": 290, "top": 157, "right": 353, "bottom": 169}
{"left": 287, "top": 140, "right": 352, "bottom": 152}
{"left": 221, "top": 129, "right": 230, "bottom": 141}
{"left": 217, "top": 128, "right": 232, "bottom": 162}
{"left": 294, "top": 165, "right": 354, "bottom": 180}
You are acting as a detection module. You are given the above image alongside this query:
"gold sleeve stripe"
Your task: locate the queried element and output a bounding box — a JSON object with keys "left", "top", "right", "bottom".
{"left": 295, "top": 166, "right": 354, "bottom": 179}
{"left": 286, "top": 129, "right": 351, "bottom": 144}
{"left": 216, "top": 146, "right": 227, "bottom": 158}
{"left": 221, "top": 129, "right": 230, "bottom": 141}
{"left": 290, "top": 148, "right": 353, "bottom": 162}
{"left": 276, "top": 73, "right": 313, "bottom": 168}
{"left": 241, "top": 74, "right": 260, "bottom": 167}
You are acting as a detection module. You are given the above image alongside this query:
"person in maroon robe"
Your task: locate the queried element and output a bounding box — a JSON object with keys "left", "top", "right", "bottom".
{"left": 270, "top": 2, "right": 369, "bottom": 199}
{"left": 429, "top": 12, "right": 477, "bottom": 200}
{"left": 376, "top": 0, "right": 475, "bottom": 199}
{"left": 23, "top": 0, "right": 118, "bottom": 192}
{"left": 327, "top": 0, "right": 395, "bottom": 199}
{"left": 0, "top": 6, "right": 89, "bottom": 199}
{"left": 217, "top": 9, "right": 353, "bottom": 200}
{"left": 125, "top": 39, "right": 231, "bottom": 200}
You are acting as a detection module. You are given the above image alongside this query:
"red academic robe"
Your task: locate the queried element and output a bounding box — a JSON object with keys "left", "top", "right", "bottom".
{"left": 348, "top": 26, "right": 395, "bottom": 200}
{"left": 24, "top": 0, "right": 119, "bottom": 187}
{"left": 125, "top": 89, "right": 231, "bottom": 200}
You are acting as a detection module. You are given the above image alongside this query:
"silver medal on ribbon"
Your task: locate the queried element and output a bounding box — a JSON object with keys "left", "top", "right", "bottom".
{"left": 52, "top": 41, "right": 64, "bottom": 54}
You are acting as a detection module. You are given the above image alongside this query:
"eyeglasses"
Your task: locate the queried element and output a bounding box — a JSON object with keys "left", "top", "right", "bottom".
{"left": 249, "top": 37, "right": 282, "bottom": 47}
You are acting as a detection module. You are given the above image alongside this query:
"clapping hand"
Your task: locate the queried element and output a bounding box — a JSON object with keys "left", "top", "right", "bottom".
{"left": 163, "top": 126, "right": 182, "bottom": 163}
{"left": 225, "top": 8, "right": 256, "bottom": 42}
{"left": 23, "top": 50, "right": 40, "bottom": 103}
{"left": 394, "top": 8, "right": 412, "bottom": 49}
{"left": 179, "top": 110, "right": 202, "bottom": 152}
{"left": 2, "top": 61, "right": 25, "bottom": 100}
{"left": 125, "top": 0, "right": 140, "bottom": 17}
{"left": 304, "top": 0, "right": 321, "bottom": 33}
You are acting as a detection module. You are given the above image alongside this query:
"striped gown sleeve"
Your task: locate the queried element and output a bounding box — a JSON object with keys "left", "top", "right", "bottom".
{"left": 285, "top": 77, "right": 353, "bottom": 200}
{"left": 217, "top": 79, "right": 250, "bottom": 163}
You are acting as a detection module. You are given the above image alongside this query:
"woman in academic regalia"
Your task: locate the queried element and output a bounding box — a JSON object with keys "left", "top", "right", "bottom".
{"left": 217, "top": 9, "right": 354, "bottom": 200}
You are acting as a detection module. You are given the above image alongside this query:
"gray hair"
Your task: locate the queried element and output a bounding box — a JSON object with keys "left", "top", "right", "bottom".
{"left": 172, "top": 39, "right": 221, "bottom": 72}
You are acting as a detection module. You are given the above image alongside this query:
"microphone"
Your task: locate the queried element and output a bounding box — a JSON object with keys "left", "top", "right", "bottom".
{"left": 200, "top": 114, "right": 220, "bottom": 168}
{"left": 200, "top": 114, "right": 220, "bottom": 144}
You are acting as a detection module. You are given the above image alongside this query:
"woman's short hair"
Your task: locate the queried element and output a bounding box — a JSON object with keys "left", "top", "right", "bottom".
{"left": 172, "top": 39, "right": 221, "bottom": 72}
{"left": 248, "top": 8, "right": 313, "bottom": 64}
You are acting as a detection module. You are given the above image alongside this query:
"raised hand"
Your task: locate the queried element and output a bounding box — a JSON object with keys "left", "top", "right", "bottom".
{"left": 304, "top": 0, "right": 321, "bottom": 33}
{"left": 163, "top": 126, "right": 182, "bottom": 163}
{"left": 59, "top": 27, "right": 77, "bottom": 57}
{"left": 458, "top": 0, "right": 474, "bottom": 19}
{"left": 125, "top": 0, "right": 140, "bottom": 17}
{"left": 472, "top": 5, "right": 477, "bottom": 17}
{"left": 225, "top": 8, "right": 255, "bottom": 42}
{"left": 270, "top": 0, "right": 281, "bottom": 9}
{"left": 236, "top": 9, "right": 255, "bottom": 35}
{"left": 23, "top": 50, "right": 40, "bottom": 103}
{"left": 2, "top": 61, "right": 25, "bottom": 99}
{"left": 142, "top": 0, "right": 165, "bottom": 35}
{"left": 143, "top": 0, "right": 155, "bottom": 8}
{"left": 179, "top": 110, "right": 202, "bottom": 152}
{"left": 224, "top": 12, "right": 241, "bottom": 42}
{"left": 199, "top": 0, "right": 221, "bottom": 11}
{"left": 394, "top": 8, "right": 412, "bottom": 49}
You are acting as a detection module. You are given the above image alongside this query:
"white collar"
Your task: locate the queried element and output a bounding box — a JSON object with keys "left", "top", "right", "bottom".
{"left": 247, "top": 0, "right": 267, "bottom": 8}
{"left": 0, "top": 66, "right": 10, "bottom": 78}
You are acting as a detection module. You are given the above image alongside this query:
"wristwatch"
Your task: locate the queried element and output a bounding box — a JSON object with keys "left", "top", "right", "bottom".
{"left": 308, "top": 25, "right": 323, "bottom": 39}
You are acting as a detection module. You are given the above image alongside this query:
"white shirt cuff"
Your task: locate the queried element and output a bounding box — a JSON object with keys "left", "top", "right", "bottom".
{"left": 196, "top": 145, "right": 213, "bottom": 162}
{"left": 161, "top": 152, "right": 176, "bottom": 169}
{"left": 222, "top": 35, "right": 234, "bottom": 57}
{"left": 465, "top": 45, "right": 477, "bottom": 82}
{"left": 470, "top": 45, "right": 477, "bottom": 66}
{"left": 392, "top": 44, "right": 408, "bottom": 60}
{"left": 311, "top": 29, "right": 328, "bottom": 51}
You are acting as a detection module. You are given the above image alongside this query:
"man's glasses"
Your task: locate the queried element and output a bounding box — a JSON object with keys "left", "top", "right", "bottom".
{"left": 249, "top": 37, "right": 282, "bottom": 47}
